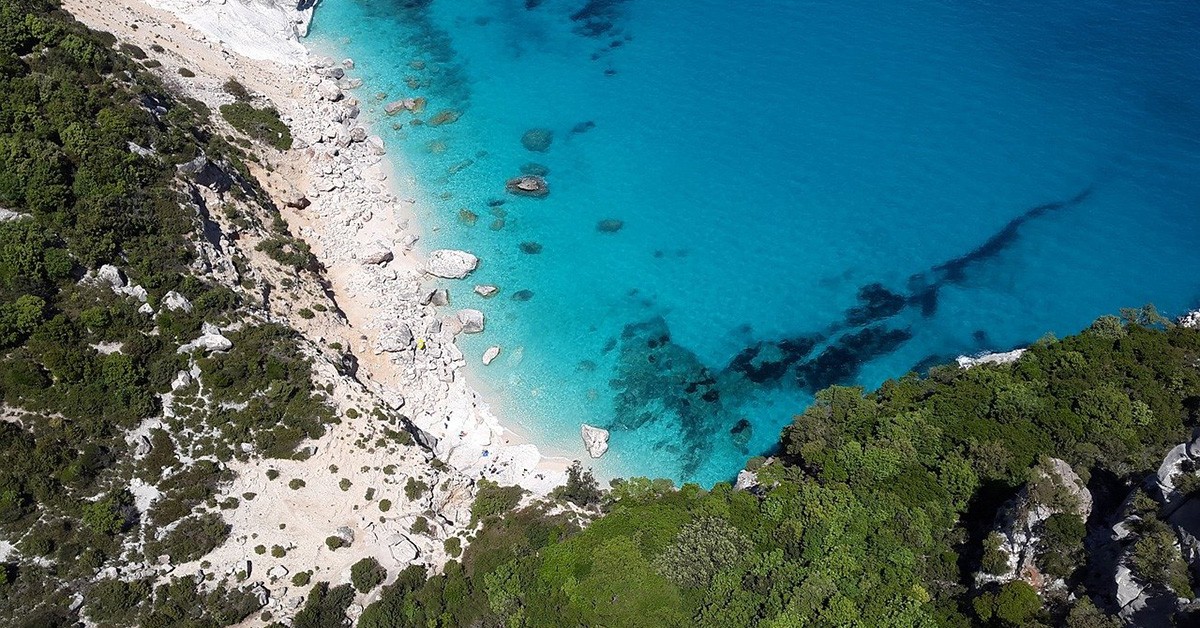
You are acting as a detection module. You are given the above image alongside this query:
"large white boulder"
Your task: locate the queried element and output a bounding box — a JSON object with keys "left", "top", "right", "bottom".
{"left": 457, "top": 309, "right": 485, "bottom": 334}
{"left": 581, "top": 423, "right": 609, "bottom": 459}
{"left": 426, "top": 249, "right": 478, "bottom": 279}
{"left": 178, "top": 322, "right": 232, "bottom": 353}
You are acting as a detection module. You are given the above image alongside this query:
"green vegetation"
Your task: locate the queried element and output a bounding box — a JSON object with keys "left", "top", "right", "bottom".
{"left": 219, "top": 102, "right": 293, "bottom": 150}
{"left": 403, "top": 477, "right": 428, "bottom": 501}
{"left": 0, "top": 1, "right": 335, "bottom": 624}
{"left": 351, "top": 557, "right": 386, "bottom": 593}
{"left": 358, "top": 318, "right": 1200, "bottom": 627}
{"left": 469, "top": 479, "right": 524, "bottom": 525}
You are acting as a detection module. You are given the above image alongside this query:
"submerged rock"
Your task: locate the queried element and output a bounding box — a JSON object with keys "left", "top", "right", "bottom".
{"left": 521, "top": 128, "right": 554, "bottom": 152}
{"left": 506, "top": 175, "right": 549, "bottom": 198}
{"left": 519, "top": 241, "right": 543, "bottom": 255}
{"left": 428, "top": 109, "right": 461, "bottom": 126}
{"left": 520, "top": 162, "right": 550, "bottom": 176}
{"left": 596, "top": 219, "right": 624, "bottom": 233}
{"left": 458, "top": 209, "right": 479, "bottom": 226}
{"left": 581, "top": 423, "right": 610, "bottom": 458}
{"left": 512, "top": 289, "right": 534, "bottom": 302}
{"left": 426, "top": 249, "right": 479, "bottom": 279}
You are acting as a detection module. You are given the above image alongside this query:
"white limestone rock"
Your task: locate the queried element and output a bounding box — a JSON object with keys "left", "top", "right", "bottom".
{"left": 376, "top": 323, "right": 414, "bottom": 353}
{"left": 482, "top": 346, "right": 501, "bottom": 365}
{"left": 178, "top": 322, "right": 232, "bottom": 354}
{"left": 956, "top": 348, "right": 1026, "bottom": 369}
{"left": 162, "top": 290, "right": 193, "bottom": 313}
{"left": 388, "top": 535, "right": 420, "bottom": 564}
{"left": 581, "top": 423, "right": 610, "bottom": 459}
{"left": 474, "top": 285, "right": 499, "bottom": 298}
{"left": 426, "top": 249, "right": 479, "bottom": 279}
{"left": 360, "top": 246, "right": 394, "bottom": 265}
{"left": 457, "top": 309, "right": 485, "bottom": 334}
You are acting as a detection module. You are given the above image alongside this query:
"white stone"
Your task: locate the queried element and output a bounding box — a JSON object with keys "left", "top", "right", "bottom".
{"left": 734, "top": 469, "right": 758, "bottom": 491}
{"left": 388, "top": 535, "right": 420, "bottom": 564}
{"left": 317, "top": 79, "right": 342, "bottom": 101}
{"left": 426, "top": 249, "right": 479, "bottom": 279}
{"left": 360, "top": 246, "right": 394, "bottom": 265}
{"left": 473, "top": 285, "right": 498, "bottom": 298}
{"left": 268, "top": 565, "right": 289, "bottom": 579}
{"left": 581, "top": 424, "right": 610, "bottom": 459}
{"left": 956, "top": 348, "right": 1026, "bottom": 369}
{"left": 162, "top": 290, "right": 193, "bottom": 313}
{"left": 457, "top": 309, "right": 485, "bottom": 334}
{"left": 482, "top": 346, "right": 501, "bottom": 365}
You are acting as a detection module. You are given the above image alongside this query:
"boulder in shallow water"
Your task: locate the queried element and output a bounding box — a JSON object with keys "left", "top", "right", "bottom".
{"left": 457, "top": 309, "right": 485, "bottom": 334}
{"left": 474, "top": 285, "right": 499, "bottom": 298}
{"left": 482, "top": 346, "right": 501, "bottom": 365}
{"left": 427, "top": 249, "right": 479, "bottom": 279}
{"left": 521, "top": 128, "right": 553, "bottom": 152}
{"left": 506, "top": 175, "right": 549, "bottom": 198}
{"left": 581, "top": 423, "right": 610, "bottom": 458}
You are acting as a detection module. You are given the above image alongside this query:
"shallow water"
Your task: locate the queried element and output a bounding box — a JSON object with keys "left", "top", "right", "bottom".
{"left": 309, "top": 0, "right": 1200, "bottom": 485}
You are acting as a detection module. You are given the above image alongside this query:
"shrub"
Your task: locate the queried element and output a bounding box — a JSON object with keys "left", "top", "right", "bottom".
{"left": 325, "top": 536, "right": 344, "bottom": 551}
{"left": 404, "top": 477, "right": 428, "bottom": 501}
{"left": 443, "top": 537, "right": 461, "bottom": 558}
{"left": 470, "top": 480, "right": 524, "bottom": 525}
{"left": 292, "top": 571, "right": 312, "bottom": 587}
{"left": 219, "top": 103, "right": 293, "bottom": 150}
{"left": 339, "top": 478, "right": 351, "bottom": 492}
{"left": 351, "top": 557, "right": 386, "bottom": 593}
{"left": 148, "top": 512, "right": 229, "bottom": 563}
{"left": 409, "top": 517, "right": 430, "bottom": 535}
{"left": 289, "top": 479, "right": 306, "bottom": 490}
{"left": 222, "top": 78, "right": 251, "bottom": 102}
{"left": 271, "top": 545, "right": 286, "bottom": 558}
{"left": 378, "top": 499, "right": 392, "bottom": 512}
{"left": 178, "top": 67, "right": 195, "bottom": 77}
{"left": 298, "top": 308, "right": 315, "bottom": 320}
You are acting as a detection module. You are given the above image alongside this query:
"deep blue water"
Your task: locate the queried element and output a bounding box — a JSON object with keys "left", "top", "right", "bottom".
{"left": 309, "top": 0, "right": 1200, "bottom": 485}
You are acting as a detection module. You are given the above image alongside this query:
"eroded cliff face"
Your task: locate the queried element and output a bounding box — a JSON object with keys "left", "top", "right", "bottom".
{"left": 142, "top": 0, "right": 314, "bottom": 63}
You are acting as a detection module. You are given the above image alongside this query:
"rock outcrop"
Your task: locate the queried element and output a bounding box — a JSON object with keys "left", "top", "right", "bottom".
{"left": 976, "top": 458, "right": 1091, "bottom": 593}
{"left": 506, "top": 175, "right": 549, "bottom": 198}
{"left": 581, "top": 423, "right": 609, "bottom": 458}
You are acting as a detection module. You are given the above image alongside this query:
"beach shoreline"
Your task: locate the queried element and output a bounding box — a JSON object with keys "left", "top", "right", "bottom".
{"left": 61, "top": 0, "right": 572, "bottom": 493}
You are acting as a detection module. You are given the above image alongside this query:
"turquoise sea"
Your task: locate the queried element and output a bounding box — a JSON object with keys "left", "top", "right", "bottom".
{"left": 308, "top": 0, "right": 1200, "bottom": 485}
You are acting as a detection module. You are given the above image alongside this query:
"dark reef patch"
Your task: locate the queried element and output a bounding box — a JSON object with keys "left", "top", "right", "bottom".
{"left": 570, "top": 0, "right": 632, "bottom": 38}
{"left": 795, "top": 326, "right": 914, "bottom": 393}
